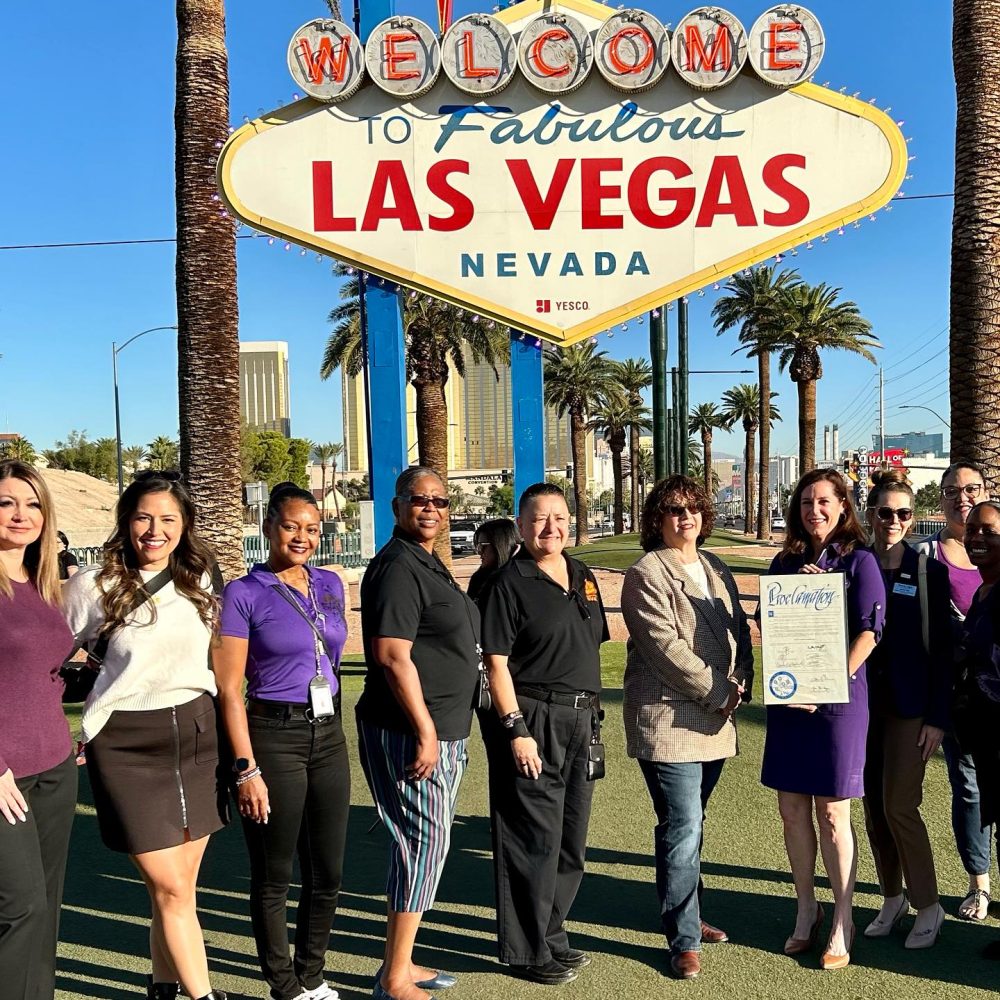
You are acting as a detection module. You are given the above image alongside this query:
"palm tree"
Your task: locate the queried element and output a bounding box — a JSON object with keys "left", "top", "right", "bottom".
{"left": 321, "top": 263, "right": 509, "bottom": 562}
{"left": 616, "top": 358, "right": 653, "bottom": 532}
{"left": 772, "top": 282, "right": 879, "bottom": 475}
{"left": 688, "top": 402, "right": 727, "bottom": 500}
{"left": 146, "top": 436, "right": 180, "bottom": 470}
{"left": 636, "top": 445, "right": 655, "bottom": 506}
{"left": 713, "top": 264, "right": 800, "bottom": 541}
{"left": 544, "top": 343, "right": 621, "bottom": 546}
{"left": 589, "top": 397, "right": 651, "bottom": 534}
{"left": 176, "top": 0, "right": 243, "bottom": 580}
{"left": 952, "top": 0, "right": 1000, "bottom": 483}
{"left": 311, "top": 441, "right": 343, "bottom": 519}
{"left": 0, "top": 436, "right": 37, "bottom": 464}
{"left": 122, "top": 445, "right": 147, "bottom": 478}
{"left": 721, "top": 386, "right": 781, "bottom": 536}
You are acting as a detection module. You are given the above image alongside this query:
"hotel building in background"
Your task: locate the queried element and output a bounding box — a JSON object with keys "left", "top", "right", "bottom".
{"left": 239, "top": 341, "right": 291, "bottom": 436}
{"left": 342, "top": 345, "right": 593, "bottom": 486}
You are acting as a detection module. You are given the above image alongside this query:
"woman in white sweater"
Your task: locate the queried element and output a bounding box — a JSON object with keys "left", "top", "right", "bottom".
{"left": 63, "top": 471, "right": 228, "bottom": 1000}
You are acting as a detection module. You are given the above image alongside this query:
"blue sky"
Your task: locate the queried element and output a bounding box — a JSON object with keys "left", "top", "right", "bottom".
{"left": 0, "top": 1, "right": 952, "bottom": 461}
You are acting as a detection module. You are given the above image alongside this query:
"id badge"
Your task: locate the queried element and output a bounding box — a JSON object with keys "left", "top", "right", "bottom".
{"left": 308, "top": 675, "right": 336, "bottom": 718}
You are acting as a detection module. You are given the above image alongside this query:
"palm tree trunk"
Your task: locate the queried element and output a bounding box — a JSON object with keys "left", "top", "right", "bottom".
{"left": 757, "top": 351, "right": 771, "bottom": 541}
{"left": 629, "top": 423, "right": 641, "bottom": 531}
{"left": 331, "top": 459, "right": 341, "bottom": 519}
{"left": 176, "top": 0, "right": 243, "bottom": 582}
{"left": 612, "top": 447, "right": 624, "bottom": 535}
{"left": 745, "top": 429, "right": 756, "bottom": 536}
{"left": 320, "top": 463, "right": 328, "bottom": 520}
{"left": 798, "top": 379, "right": 817, "bottom": 475}
{"left": 702, "top": 431, "right": 713, "bottom": 499}
{"left": 414, "top": 376, "right": 452, "bottom": 565}
{"left": 952, "top": 0, "right": 1000, "bottom": 486}
{"left": 571, "top": 408, "right": 589, "bottom": 546}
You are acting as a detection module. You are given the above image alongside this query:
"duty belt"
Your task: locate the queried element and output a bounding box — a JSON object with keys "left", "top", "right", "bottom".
{"left": 516, "top": 685, "right": 599, "bottom": 710}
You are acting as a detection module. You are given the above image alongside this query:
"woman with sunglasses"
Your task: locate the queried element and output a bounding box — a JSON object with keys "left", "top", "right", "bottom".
{"left": 954, "top": 500, "right": 1000, "bottom": 958}
{"left": 761, "top": 468, "right": 885, "bottom": 970}
{"left": 62, "top": 471, "right": 228, "bottom": 1000}
{"left": 467, "top": 518, "right": 520, "bottom": 604}
{"left": 215, "top": 483, "right": 349, "bottom": 1000}
{"left": 913, "top": 461, "right": 994, "bottom": 921}
{"left": 620, "top": 476, "right": 753, "bottom": 982}
{"left": 358, "top": 467, "right": 480, "bottom": 1000}
{"left": 861, "top": 470, "right": 949, "bottom": 948}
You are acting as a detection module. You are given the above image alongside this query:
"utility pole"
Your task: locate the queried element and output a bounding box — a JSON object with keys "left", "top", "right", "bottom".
{"left": 650, "top": 305, "right": 668, "bottom": 480}
{"left": 878, "top": 367, "right": 886, "bottom": 469}
{"left": 678, "top": 298, "right": 690, "bottom": 475}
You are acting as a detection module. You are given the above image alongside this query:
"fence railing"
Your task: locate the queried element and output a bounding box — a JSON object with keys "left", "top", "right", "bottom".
{"left": 71, "top": 531, "right": 368, "bottom": 574}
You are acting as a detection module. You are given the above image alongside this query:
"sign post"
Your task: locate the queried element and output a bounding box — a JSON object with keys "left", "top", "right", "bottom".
{"left": 511, "top": 332, "right": 545, "bottom": 505}
{"left": 651, "top": 306, "right": 668, "bottom": 482}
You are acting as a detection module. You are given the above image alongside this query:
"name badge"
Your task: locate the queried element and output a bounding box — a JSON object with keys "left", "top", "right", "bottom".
{"left": 309, "top": 674, "right": 336, "bottom": 718}
{"left": 892, "top": 582, "right": 917, "bottom": 597}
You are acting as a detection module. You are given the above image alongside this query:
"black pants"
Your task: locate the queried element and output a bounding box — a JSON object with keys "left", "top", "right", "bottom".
{"left": 485, "top": 697, "right": 595, "bottom": 966}
{"left": 0, "top": 752, "right": 77, "bottom": 1000}
{"left": 242, "top": 714, "right": 351, "bottom": 1000}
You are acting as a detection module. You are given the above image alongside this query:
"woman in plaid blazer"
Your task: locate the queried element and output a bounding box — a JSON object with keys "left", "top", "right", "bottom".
{"left": 622, "top": 475, "right": 754, "bottom": 982}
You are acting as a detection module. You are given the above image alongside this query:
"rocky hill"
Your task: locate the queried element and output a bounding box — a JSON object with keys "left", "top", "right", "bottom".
{"left": 41, "top": 469, "right": 117, "bottom": 549}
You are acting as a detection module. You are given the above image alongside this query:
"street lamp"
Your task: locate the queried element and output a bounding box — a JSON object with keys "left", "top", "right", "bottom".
{"left": 113, "top": 326, "right": 178, "bottom": 495}
{"left": 898, "top": 404, "right": 951, "bottom": 428}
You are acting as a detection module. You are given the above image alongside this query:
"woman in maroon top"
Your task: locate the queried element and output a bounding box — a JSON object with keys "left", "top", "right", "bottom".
{"left": 0, "top": 461, "right": 78, "bottom": 1000}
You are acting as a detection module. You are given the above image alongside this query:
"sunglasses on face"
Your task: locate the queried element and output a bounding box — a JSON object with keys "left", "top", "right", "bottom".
{"left": 874, "top": 506, "right": 913, "bottom": 523}
{"left": 942, "top": 484, "right": 983, "bottom": 499}
{"left": 665, "top": 504, "right": 698, "bottom": 518}
{"left": 398, "top": 494, "right": 450, "bottom": 509}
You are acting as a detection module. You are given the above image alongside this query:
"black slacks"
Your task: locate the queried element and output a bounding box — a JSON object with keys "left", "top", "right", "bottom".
{"left": 241, "top": 714, "right": 351, "bottom": 1000}
{"left": 485, "top": 696, "right": 595, "bottom": 966}
{"left": 0, "top": 753, "right": 77, "bottom": 1000}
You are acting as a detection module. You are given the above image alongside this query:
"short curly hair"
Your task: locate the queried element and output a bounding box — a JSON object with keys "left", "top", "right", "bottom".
{"left": 640, "top": 475, "right": 716, "bottom": 552}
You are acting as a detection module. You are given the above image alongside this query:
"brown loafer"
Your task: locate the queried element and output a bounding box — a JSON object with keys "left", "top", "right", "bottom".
{"left": 669, "top": 951, "right": 701, "bottom": 980}
{"left": 701, "top": 920, "right": 729, "bottom": 944}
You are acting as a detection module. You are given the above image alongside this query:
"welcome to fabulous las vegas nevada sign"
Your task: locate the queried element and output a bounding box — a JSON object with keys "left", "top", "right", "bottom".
{"left": 217, "top": 0, "right": 906, "bottom": 346}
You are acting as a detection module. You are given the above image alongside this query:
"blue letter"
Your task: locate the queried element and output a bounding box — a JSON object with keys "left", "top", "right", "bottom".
{"left": 498, "top": 253, "right": 517, "bottom": 277}
{"left": 595, "top": 252, "right": 616, "bottom": 275}
{"left": 435, "top": 105, "right": 510, "bottom": 154}
{"left": 625, "top": 251, "right": 649, "bottom": 276}
{"left": 528, "top": 252, "right": 551, "bottom": 276}
{"left": 560, "top": 253, "right": 583, "bottom": 277}
{"left": 461, "top": 253, "right": 484, "bottom": 277}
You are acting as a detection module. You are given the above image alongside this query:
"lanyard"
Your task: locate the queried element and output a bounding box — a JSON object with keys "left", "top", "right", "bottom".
{"left": 273, "top": 571, "right": 330, "bottom": 679}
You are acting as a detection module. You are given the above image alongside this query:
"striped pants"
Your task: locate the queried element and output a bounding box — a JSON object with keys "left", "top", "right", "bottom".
{"left": 357, "top": 716, "right": 468, "bottom": 912}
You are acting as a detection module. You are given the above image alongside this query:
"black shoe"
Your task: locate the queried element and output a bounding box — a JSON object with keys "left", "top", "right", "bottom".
{"left": 510, "top": 959, "right": 578, "bottom": 985}
{"left": 146, "top": 977, "right": 180, "bottom": 1000}
{"left": 552, "top": 948, "right": 591, "bottom": 969}
{"left": 194, "top": 993, "right": 227, "bottom": 1000}
{"left": 983, "top": 938, "right": 1000, "bottom": 960}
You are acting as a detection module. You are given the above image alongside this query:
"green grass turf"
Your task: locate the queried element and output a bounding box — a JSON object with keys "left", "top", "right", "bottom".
{"left": 570, "top": 531, "right": 774, "bottom": 573}
{"left": 58, "top": 649, "right": 999, "bottom": 999}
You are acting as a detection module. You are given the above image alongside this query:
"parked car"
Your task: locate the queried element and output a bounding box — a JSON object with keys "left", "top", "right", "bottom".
{"left": 771, "top": 513, "right": 786, "bottom": 531}
{"left": 449, "top": 520, "right": 479, "bottom": 555}
{"left": 723, "top": 515, "right": 735, "bottom": 528}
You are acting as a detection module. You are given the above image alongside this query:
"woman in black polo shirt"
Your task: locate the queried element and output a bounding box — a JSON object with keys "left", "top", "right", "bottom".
{"left": 358, "top": 466, "right": 480, "bottom": 1000}
{"left": 481, "top": 482, "right": 609, "bottom": 986}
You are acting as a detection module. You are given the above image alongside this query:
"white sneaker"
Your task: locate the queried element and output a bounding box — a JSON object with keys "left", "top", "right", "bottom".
{"left": 301, "top": 984, "right": 339, "bottom": 1000}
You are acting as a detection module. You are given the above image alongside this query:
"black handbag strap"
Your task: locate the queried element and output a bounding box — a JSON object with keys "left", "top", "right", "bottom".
{"left": 87, "top": 568, "right": 173, "bottom": 667}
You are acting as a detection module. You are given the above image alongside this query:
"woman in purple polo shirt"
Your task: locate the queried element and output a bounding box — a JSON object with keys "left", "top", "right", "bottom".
{"left": 216, "top": 483, "right": 349, "bottom": 1000}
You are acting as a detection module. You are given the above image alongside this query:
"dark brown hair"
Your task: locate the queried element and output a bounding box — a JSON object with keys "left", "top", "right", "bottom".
{"left": 781, "top": 468, "right": 867, "bottom": 558}
{"left": 941, "top": 461, "right": 986, "bottom": 488}
{"left": 96, "top": 473, "right": 218, "bottom": 638}
{"left": 640, "top": 475, "right": 716, "bottom": 552}
{"left": 868, "top": 468, "right": 914, "bottom": 509}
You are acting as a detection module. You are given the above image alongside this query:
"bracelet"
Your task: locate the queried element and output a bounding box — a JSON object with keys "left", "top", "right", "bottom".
{"left": 235, "top": 767, "right": 262, "bottom": 786}
{"left": 507, "top": 718, "right": 531, "bottom": 741}
{"left": 501, "top": 710, "right": 524, "bottom": 729}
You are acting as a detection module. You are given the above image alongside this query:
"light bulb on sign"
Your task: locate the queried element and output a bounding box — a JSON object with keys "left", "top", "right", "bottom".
{"left": 652, "top": 310, "right": 660, "bottom": 318}
{"left": 267, "top": 237, "right": 275, "bottom": 246}
{"left": 283, "top": 243, "right": 292, "bottom": 251}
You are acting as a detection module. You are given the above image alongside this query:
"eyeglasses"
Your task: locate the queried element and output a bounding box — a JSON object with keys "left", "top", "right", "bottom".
{"left": 664, "top": 504, "right": 698, "bottom": 518}
{"left": 569, "top": 589, "right": 592, "bottom": 621}
{"left": 134, "top": 469, "right": 183, "bottom": 483}
{"left": 475, "top": 542, "right": 493, "bottom": 554}
{"left": 874, "top": 506, "right": 913, "bottom": 523}
{"left": 398, "top": 494, "right": 450, "bottom": 509}
{"left": 942, "top": 484, "right": 983, "bottom": 499}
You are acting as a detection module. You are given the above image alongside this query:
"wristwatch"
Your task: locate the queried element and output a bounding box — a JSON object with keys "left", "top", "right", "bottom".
{"left": 233, "top": 757, "right": 251, "bottom": 774}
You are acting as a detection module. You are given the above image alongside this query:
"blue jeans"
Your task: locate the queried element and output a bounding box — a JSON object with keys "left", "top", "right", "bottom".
{"left": 638, "top": 758, "right": 725, "bottom": 954}
{"left": 943, "top": 733, "right": 995, "bottom": 876}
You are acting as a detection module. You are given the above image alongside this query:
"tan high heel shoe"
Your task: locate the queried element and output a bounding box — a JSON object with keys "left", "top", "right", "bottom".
{"left": 784, "top": 903, "right": 824, "bottom": 956}
{"left": 820, "top": 925, "right": 856, "bottom": 970}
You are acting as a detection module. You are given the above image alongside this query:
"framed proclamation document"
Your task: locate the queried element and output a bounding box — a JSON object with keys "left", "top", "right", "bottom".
{"left": 760, "top": 574, "right": 850, "bottom": 706}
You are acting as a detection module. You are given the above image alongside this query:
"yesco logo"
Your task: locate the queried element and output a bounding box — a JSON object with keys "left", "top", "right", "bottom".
{"left": 536, "top": 300, "right": 551, "bottom": 313}
{"left": 288, "top": 5, "right": 826, "bottom": 101}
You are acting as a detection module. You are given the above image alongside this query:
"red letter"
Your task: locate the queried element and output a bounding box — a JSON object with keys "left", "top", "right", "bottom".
{"left": 297, "top": 36, "right": 350, "bottom": 84}
{"left": 684, "top": 25, "right": 731, "bottom": 72}
{"left": 762, "top": 153, "right": 809, "bottom": 225}
{"left": 582, "top": 159, "right": 624, "bottom": 229}
{"left": 607, "top": 27, "right": 654, "bottom": 75}
{"left": 361, "top": 161, "right": 422, "bottom": 231}
{"left": 459, "top": 30, "right": 498, "bottom": 79}
{"left": 696, "top": 156, "right": 757, "bottom": 227}
{"left": 384, "top": 33, "right": 420, "bottom": 80}
{"left": 530, "top": 29, "right": 571, "bottom": 77}
{"left": 427, "top": 160, "right": 474, "bottom": 231}
{"left": 767, "top": 22, "right": 803, "bottom": 70}
{"left": 507, "top": 159, "right": 575, "bottom": 230}
{"left": 627, "top": 157, "right": 696, "bottom": 229}
{"left": 312, "top": 161, "right": 356, "bottom": 231}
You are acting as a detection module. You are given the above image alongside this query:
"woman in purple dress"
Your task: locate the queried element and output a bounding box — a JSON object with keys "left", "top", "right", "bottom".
{"left": 761, "top": 469, "right": 885, "bottom": 970}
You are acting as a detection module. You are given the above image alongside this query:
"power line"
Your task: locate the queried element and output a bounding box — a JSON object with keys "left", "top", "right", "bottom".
{"left": 883, "top": 326, "right": 947, "bottom": 372}
{"left": 0, "top": 235, "right": 257, "bottom": 251}
{"left": 885, "top": 368, "right": 949, "bottom": 404}
{"left": 884, "top": 345, "right": 948, "bottom": 384}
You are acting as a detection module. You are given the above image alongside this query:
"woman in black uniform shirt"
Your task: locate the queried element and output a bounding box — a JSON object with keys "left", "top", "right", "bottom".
{"left": 481, "top": 483, "right": 609, "bottom": 986}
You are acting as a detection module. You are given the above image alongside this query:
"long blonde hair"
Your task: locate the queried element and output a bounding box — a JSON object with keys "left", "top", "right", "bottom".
{"left": 0, "top": 461, "right": 61, "bottom": 605}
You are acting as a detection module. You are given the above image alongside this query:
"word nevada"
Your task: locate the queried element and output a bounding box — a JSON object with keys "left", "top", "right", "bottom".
{"left": 288, "top": 5, "right": 825, "bottom": 101}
